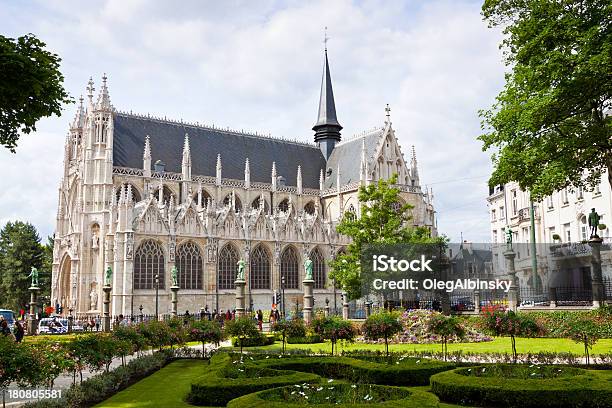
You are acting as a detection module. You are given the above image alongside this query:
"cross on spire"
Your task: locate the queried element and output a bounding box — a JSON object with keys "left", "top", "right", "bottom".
{"left": 324, "top": 26, "right": 329, "bottom": 51}
{"left": 86, "top": 77, "right": 95, "bottom": 101}
{"left": 385, "top": 103, "right": 391, "bottom": 120}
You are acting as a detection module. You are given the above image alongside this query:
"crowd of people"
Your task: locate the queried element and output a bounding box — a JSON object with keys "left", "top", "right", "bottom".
{"left": 0, "top": 316, "right": 25, "bottom": 342}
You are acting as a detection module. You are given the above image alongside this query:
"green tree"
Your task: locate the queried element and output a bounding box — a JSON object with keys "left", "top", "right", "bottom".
{"left": 479, "top": 0, "right": 612, "bottom": 199}
{"left": 330, "top": 174, "right": 444, "bottom": 299}
{"left": 189, "top": 319, "right": 225, "bottom": 359}
{"left": 225, "top": 317, "right": 259, "bottom": 354}
{"left": 563, "top": 318, "right": 600, "bottom": 365}
{"left": 0, "top": 34, "right": 72, "bottom": 152}
{"left": 0, "top": 221, "right": 45, "bottom": 310}
{"left": 362, "top": 310, "right": 403, "bottom": 357}
{"left": 426, "top": 313, "right": 465, "bottom": 361}
{"left": 481, "top": 309, "right": 541, "bottom": 363}
{"left": 310, "top": 315, "right": 356, "bottom": 355}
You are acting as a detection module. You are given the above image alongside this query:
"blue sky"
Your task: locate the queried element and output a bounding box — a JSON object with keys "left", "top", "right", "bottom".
{"left": 0, "top": 0, "right": 504, "bottom": 242}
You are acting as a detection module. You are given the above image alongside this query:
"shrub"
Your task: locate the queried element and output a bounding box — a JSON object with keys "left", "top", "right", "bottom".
{"left": 481, "top": 309, "right": 541, "bottom": 362}
{"left": 310, "top": 315, "right": 356, "bottom": 355}
{"left": 227, "top": 384, "right": 439, "bottom": 407}
{"left": 190, "top": 319, "right": 225, "bottom": 358}
{"left": 138, "top": 320, "right": 172, "bottom": 350}
{"left": 393, "top": 310, "right": 491, "bottom": 344}
{"left": 225, "top": 317, "right": 260, "bottom": 354}
{"left": 562, "top": 318, "right": 601, "bottom": 365}
{"left": 286, "top": 335, "right": 324, "bottom": 344}
{"left": 426, "top": 314, "right": 465, "bottom": 361}
{"left": 0, "top": 335, "right": 47, "bottom": 390}
{"left": 230, "top": 333, "right": 275, "bottom": 348}
{"left": 430, "top": 365, "right": 612, "bottom": 408}
{"left": 362, "top": 311, "right": 403, "bottom": 357}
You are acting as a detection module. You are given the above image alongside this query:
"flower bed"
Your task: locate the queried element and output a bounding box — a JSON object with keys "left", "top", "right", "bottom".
{"left": 227, "top": 383, "right": 439, "bottom": 407}
{"left": 430, "top": 364, "right": 612, "bottom": 408}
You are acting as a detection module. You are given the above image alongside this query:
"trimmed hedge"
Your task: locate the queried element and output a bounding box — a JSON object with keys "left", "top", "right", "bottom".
{"left": 286, "top": 335, "right": 324, "bottom": 344}
{"left": 227, "top": 384, "right": 439, "bottom": 407}
{"left": 187, "top": 353, "right": 321, "bottom": 406}
{"left": 253, "top": 355, "right": 454, "bottom": 386}
{"left": 231, "top": 333, "right": 276, "bottom": 347}
{"left": 430, "top": 365, "right": 612, "bottom": 408}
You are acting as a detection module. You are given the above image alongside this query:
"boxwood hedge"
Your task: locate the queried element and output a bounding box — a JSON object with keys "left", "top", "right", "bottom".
{"left": 187, "top": 353, "right": 321, "bottom": 406}
{"left": 430, "top": 365, "right": 612, "bottom": 408}
{"left": 252, "top": 355, "right": 454, "bottom": 386}
{"left": 227, "top": 384, "right": 440, "bottom": 408}
{"left": 286, "top": 335, "right": 324, "bottom": 344}
{"left": 230, "top": 333, "right": 276, "bottom": 347}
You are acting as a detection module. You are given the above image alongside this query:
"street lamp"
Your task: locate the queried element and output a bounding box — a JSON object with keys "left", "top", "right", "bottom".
{"left": 155, "top": 274, "right": 159, "bottom": 318}
{"left": 139, "top": 304, "right": 143, "bottom": 322}
{"left": 281, "top": 275, "right": 286, "bottom": 318}
{"left": 333, "top": 279, "right": 337, "bottom": 315}
{"left": 68, "top": 307, "right": 74, "bottom": 333}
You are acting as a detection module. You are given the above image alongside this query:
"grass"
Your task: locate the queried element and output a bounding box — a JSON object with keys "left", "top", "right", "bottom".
{"left": 240, "top": 337, "right": 612, "bottom": 355}
{"left": 95, "top": 359, "right": 213, "bottom": 407}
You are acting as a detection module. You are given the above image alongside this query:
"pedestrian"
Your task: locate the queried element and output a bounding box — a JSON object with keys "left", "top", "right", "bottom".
{"left": 257, "top": 309, "right": 263, "bottom": 331}
{"left": 14, "top": 321, "right": 25, "bottom": 342}
{"left": 89, "top": 318, "right": 95, "bottom": 331}
{"left": 269, "top": 308, "right": 275, "bottom": 325}
{"left": 1, "top": 319, "right": 11, "bottom": 337}
{"left": 226, "top": 309, "right": 231, "bottom": 321}
{"left": 184, "top": 310, "right": 190, "bottom": 325}
{"left": 95, "top": 316, "right": 101, "bottom": 331}
{"left": 118, "top": 314, "right": 128, "bottom": 327}
{"left": 274, "top": 309, "right": 280, "bottom": 321}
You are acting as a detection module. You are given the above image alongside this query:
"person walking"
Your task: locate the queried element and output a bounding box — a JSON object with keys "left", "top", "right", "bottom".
{"left": 1, "top": 319, "right": 12, "bottom": 337}
{"left": 95, "top": 316, "right": 101, "bottom": 331}
{"left": 13, "top": 321, "right": 25, "bottom": 342}
{"left": 269, "top": 308, "right": 276, "bottom": 326}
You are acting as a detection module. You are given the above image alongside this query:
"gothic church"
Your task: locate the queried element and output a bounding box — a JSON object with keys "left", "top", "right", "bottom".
{"left": 51, "top": 49, "right": 436, "bottom": 316}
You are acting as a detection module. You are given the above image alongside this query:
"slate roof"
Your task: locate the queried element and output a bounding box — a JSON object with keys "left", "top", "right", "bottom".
{"left": 314, "top": 50, "right": 341, "bottom": 129}
{"left": 323, "top": 129, "right": 383, "bottom": 189}
{"left": 112, "top": 113, "right": 327, "bottom": 189}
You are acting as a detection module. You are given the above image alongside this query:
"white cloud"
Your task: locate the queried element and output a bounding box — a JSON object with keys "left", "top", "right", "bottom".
{"left": 0, "top": 0, "right": 505, "bottom": 242}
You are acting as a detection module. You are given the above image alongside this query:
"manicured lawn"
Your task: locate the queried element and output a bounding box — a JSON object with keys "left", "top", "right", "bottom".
{"left": 241, "top": 337, "right": 612, "bottom": 355}
{"left": 96, "top": 359, "right": 213, "bottom": 407}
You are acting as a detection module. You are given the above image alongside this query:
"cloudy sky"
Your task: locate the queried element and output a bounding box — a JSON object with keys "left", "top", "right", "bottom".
{"left": 0, "top": 0, "right": 505, "bottom": 242}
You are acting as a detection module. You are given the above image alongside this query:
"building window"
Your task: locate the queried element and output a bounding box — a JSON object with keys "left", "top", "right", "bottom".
{"left": 594, "top": 181, "right": 601, "bottom": 196}
{"left": 217, "top": 244, "right": 239, "bottom": 290}
{"left": 491, "top": 209, "right": 496, "bottom": 221}
{"left": 251, "top": 197, "right": 269, "bottom": 212}
{"left": 500, "top": 206, "right": 505, "bottom": 220}
{"left": 280, "top": 246, "right": 299, "bottom": 289}
{"left": 576, "top": 186, "right": 584, "bottom": 200}
{"left": 549, "top": 227, "right": 556, "bottom": 242}
{"left": 564, "top": 223, "right": 571, "bottom": 243}
{"left": 310, "top": 247, "right": 326, "bottom": 289}
{"left": 304, "top": 201, "right": 315, "bottom": 215}
{"left": 546, "top": 195, "right": 554, "bottom": 209}
{"left": 176, "top": 242, "right": 203, "bottom": 290}
{"left": 511, "top": 190, "right": 517, "bottom": 216}
{"left": 580, "top": 216, "right": 588, "bottom": 241}
{"left": 250, "top": 245, "right": 271, "bottom": 289}
{"left": 492, "top": 230, "right": 497, "bottom": 243}
{"left": 134, "top": 240, "right": 165, "bottom": 290}
{"left": 223, "top": 194, "right": 242, "bottom": 212}
{"left": 278, "top": 199, "right": 289, "bottom": 213}
{"left": 561, "top": 189, "right": 569, "bottom": 204}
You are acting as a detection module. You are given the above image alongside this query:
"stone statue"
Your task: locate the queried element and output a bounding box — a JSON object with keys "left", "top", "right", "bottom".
{"left": 89, "top": 289, "right": 98, "bottom": 310}
{"left": 505, "top": 228, "right": 513, "bottom": 250}
{"left": 28, "top": 267, "right": 39, "bottom": 287}
{"left": 92, "top": 233, "right": 99, "bottom": 249}
{"left": 171, "top": 266, "right": 178, "bottom": 287}
{"left": 588, "top": 208, "right": 601, "bottom": 238}
{"left": 304, "top": 257, "right": 313, "bottom": 280}
{"left": 104, "top": 266, "right": 113, "bottom": 286}
{"left": 236, "top": 259, "right": 246, "bottom": 281}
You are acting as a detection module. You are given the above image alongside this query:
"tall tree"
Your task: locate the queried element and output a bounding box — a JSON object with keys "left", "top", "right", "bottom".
{"left": 479, "top": 0, "right": 612, "bottom": 200}
{"left": 0, "top": 34, "right": 72, "bottom": 152}
{"left": 329, "top": 174, "right": 444, "bottom": 300}
{"left": 0, "top": 221, "right": 45, "bottom": 310}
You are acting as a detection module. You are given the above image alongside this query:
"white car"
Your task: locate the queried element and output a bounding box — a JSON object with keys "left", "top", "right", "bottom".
{"left": 38, "top": 318, "right": 68, "bottom": 335}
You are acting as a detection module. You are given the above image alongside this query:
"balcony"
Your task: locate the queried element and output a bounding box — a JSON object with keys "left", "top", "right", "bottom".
{"left": 517, "top": 206, "right": 539, "bottom": 223}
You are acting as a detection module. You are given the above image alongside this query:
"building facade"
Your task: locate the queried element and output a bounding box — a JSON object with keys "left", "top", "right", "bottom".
{"left": 487, "top": 178, "right": 612, "bottom": 300}
{"left": 51, "top": 50, "right": 436, "bottom": 316}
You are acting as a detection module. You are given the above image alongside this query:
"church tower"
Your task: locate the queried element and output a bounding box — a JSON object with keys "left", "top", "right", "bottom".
{"left": 313, "top": 46, "right": 342, "bottom": 160}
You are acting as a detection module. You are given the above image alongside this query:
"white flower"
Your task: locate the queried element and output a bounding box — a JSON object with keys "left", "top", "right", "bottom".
{"left": 291, "top": 391, "right": 296, "bottom": 395}
{"left": 316, "top": 387, "right": 323, "bottom": 391}
{"left": 328, "top": 379, "right": 334, "bottom": 383}
{"left": 351, "top": 384, "right": 357, "bottom": 388}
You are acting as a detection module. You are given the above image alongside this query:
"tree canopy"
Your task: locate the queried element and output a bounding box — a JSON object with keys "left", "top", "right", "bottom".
{"left": 479, "top": 0, "right": 612, "bottom": 200}
{"left": 330, "top": 174, "right": 444, "bottom": 300}
{"left": 0, "top": 34, "right": 72, "bottom": 152}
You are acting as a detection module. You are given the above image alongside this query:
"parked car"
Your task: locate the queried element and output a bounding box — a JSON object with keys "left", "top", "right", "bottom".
{"left": 0, "top": 309, "right": 16, "bottom": 331}
{"left": 38, "top": 318, "right": 67, "bottom": 335}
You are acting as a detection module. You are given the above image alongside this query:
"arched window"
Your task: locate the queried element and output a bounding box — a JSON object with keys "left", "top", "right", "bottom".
{"left": 134, "top": 240, "right": 165, "bottom": 289}
{"left": 152, "top": 185, "right": 174, "bottom": 204}
{"left": 176, "top": 242, "right": 203, "bottom": 289}
{"left": 390, "top": 199, "right": 405, "bottom": 213}
{"left": 251, "top": 196, "right": 269, "bottom": 212}
{"left": 223, "top": 194, "right": 242, "bottom": 212}
{"left": 310, "top": 247, "right": 326, "bottom": 289}
{"left": 218, "top": 244, "right": 239, "bottom": 290}
{"left": 250, "top": 245, "right": 271, "bottom": 289}
{"left": 304, "top": 201, "right": 315, "bottom": 215}
{"left": 345, "top": 204, "right": 356, "bottom": 221}
{"left": 116, "top": 183, "right": 142, "bottom": 203}
{"left": 278, "top": 198, "right": 289, "bottom": 212}
{"left": 281, "top": 246, "right": 299, "bottom": 289}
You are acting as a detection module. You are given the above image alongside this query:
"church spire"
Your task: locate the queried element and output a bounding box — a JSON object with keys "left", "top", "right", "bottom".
{"left": 143, "top": 135, "right": 151, "bottom": 177}
{"left": 313, "top": 35, "right": 342, "bottom": 160}
{"left": 95, "top": 73, "right": 112, "bottom": 111}
{"left": 410, "top": 145, "right": 420, "bottom": 186}
{"left": 244, "top": 158, "right": 250, "bottom": 189}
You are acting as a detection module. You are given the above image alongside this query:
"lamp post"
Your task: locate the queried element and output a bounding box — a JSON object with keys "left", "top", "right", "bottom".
{"left": 281, "top": 275, "right": 286, "bottom": 318}
{"left": 138, "top": 304, "right": 143, "bottom": 322}
{"left": 68, "top": 307, "right": 74, "bottom": 333}
{"left": 333, "top": 279, "right": 337, "bottom": 315}
{"left": 155, "top": 274, "right": 159, "bottom": 319}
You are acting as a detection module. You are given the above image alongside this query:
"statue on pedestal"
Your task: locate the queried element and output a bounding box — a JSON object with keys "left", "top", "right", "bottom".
{"left": 589, "top": 208, "right": 601, "bottom": 238}
{"left": 505, "top": 228, "right": 513, "bottom": 251}
{"left": 28, "top": 267, "right": 39, "bottom": 287}
{"left": 236, "top": 259, "right": 246, "bottom": 281}
{"left": 304, "top": 257, "right": 313, "bottom": 280}
{"left": 90, "top": 289, "right": 98, "bottom": 310}
{"left": 171, "top": 266, "right": 178, "bottom": 287}
{"left": 104, "top": 266, "right": 113, "bottom": 286}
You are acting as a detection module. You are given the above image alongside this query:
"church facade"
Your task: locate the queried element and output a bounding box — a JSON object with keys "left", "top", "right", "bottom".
{"left": 51, "top": 51, "right": 436, "bottom": 316}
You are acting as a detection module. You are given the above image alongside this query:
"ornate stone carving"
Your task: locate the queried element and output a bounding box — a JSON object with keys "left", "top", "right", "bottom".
{"left": 125, "top": 232, "right": 134, "bottom": 259}
{"left": 169, "top": 235, "right": 176, "bottom": 262}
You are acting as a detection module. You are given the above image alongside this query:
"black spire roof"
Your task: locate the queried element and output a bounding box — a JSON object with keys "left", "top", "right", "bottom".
{"left": 313, "top": 50, "right": 342, "bottom": 131}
